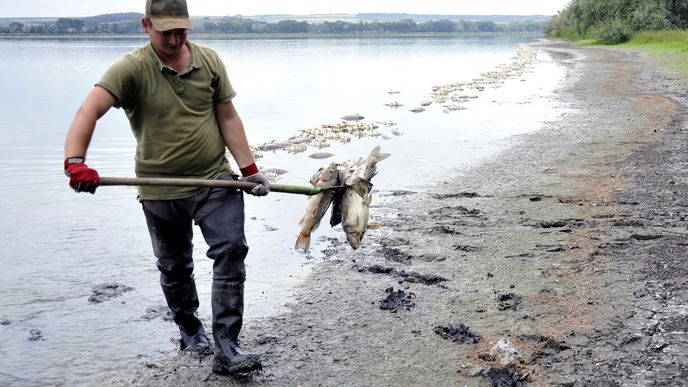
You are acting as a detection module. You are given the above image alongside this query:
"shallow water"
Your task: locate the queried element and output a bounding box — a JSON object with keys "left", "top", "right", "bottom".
{"left": 0, "top": 34, "right": 569, "bottom": 385}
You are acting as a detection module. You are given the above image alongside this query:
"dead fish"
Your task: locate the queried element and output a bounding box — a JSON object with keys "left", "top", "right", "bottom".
{"left": 409, "top": 107, "right": 425, "bottom": 113}
{"left": 330, "top": 160, "right": 356, "bottom": 228}
{"left": 341, "top": 182, "right": 373, "bottom": 249}
{"left": 295, "top": 163, "right": 340, "bottom": 252}
{"left": 257, "top": 141, "right": 291, "bottom": 151}
{"left": 339, "top": 146, "right": 390, "bottom": 249}
{"left": 309, "top": 152, "right": 335, "bottom": 159}
{"left": 341, "top": 113, "right": 365, "bottom": 121}
{"left": 421, "top": 100, "right": 432, "bottom": 106}
{"left": 288, "top": 137, "right": 311, "bottom": 145}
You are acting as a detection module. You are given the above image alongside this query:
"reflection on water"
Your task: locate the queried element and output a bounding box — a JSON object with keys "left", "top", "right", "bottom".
{"left": 0, "top": 35, "right": 570, "bottom": 385}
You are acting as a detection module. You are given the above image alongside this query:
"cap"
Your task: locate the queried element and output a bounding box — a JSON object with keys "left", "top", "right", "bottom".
{"left": 145, "top": 0, "right": 193, "bottom": 31}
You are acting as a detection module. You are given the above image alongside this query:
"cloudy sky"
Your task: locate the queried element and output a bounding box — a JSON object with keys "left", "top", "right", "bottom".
{"left": 2, "top": 0, "right": 570, "bottom": 18}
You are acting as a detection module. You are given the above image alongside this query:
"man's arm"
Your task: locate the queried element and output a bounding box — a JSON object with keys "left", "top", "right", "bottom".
{"left": 215, "top": 100, "right": 270, "bottom": 196}
{"left": 63, "top": 86, "right": 116, "bottom": 193}
{"left": 215, "top": 100, "right": 255, "bottom": 170}
{"left": 64, "top": 86, "right": 116, "bottom": 158}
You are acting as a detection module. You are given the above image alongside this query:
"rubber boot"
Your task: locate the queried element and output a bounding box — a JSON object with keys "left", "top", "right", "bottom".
{"left": 161, "top": 277, "right": 210, "bottom": 354}
{"left": 211, "top": 279, "right": 262, "bottom": 374}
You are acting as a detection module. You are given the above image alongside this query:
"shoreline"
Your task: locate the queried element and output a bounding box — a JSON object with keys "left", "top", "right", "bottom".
{"left": 117, "top": 42, "right": 688, "bottom": 385}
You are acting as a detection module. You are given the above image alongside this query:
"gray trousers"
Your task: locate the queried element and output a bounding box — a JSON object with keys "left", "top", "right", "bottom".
{"left": 141, "top": 172, "right": 248, "bottom": 336}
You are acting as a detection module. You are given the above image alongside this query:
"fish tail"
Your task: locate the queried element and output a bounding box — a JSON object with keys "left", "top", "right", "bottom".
{"left": 295, "top": 233, "right": 311, "bottom": 252}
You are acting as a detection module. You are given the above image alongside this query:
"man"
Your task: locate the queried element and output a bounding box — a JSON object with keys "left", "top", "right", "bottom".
{"left": 63, "top": 0, "right": 269, "bottom": 375}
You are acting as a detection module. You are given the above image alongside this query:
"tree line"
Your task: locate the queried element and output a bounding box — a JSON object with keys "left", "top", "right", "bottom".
{"left": 545, "top": 0, "right": 688, "bottom": 42}
{"left": 0, "top": 16, "right": 545, "bottom": 35}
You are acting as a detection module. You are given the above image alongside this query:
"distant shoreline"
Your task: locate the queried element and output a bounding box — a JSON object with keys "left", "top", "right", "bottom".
{"left": 0, "top": 31, "right": 544, "bottom": 40}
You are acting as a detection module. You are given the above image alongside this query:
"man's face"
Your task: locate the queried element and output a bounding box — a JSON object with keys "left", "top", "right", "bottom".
{"left": 142, "top": 18, "right": 188, "bottom": 58}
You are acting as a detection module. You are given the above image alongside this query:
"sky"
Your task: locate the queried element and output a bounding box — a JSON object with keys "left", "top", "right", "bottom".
{"left": 1, "top": 0, "right": 570, "bottom": 18}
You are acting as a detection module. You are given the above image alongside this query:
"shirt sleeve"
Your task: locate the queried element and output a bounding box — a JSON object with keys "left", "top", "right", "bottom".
{"left": 209, "top": 51, "right": 237, "bottom": 104}
{"left": 96, "top": 56, "right": 137, "bottom": 110}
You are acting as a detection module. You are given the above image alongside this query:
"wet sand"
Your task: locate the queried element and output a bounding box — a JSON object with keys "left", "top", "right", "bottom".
{"left": 114, "top": 42, "right": 688, "bottom": 386}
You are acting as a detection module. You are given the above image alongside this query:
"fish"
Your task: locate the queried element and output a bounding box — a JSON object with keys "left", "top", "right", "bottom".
{"left": 339, "top": 146, "right": 390, "bottom": 249}
{"left": 341, "top": 113, "right": 365, "bottom": 121}
{"left": 295, "top": 162, "right": 340, "bottom": 252}
{"left": 341, "top": 181, "right": 373, "bottom": 249}
{"left": 295, "top": 146, "right": 389, "bottom": 251}
{"left": 309, "top": 152, "right": 335, "bottom": 159}
{"left": 330, "top": 160, "right": 356, "bottom": 228}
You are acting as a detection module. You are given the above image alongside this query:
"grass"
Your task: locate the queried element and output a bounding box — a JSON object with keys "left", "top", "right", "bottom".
{"left": 622, "top": 30, "right": 688, "bottom": 81}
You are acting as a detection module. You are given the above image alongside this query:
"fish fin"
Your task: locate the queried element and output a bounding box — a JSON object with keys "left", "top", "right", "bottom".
{"left": 369, "top": 145, "right": 381, "bottom": 157}
{"left": 377, "top": 153, "right": 391, "bottom": 162}
{"left": 295, "top": 233, "right": 311, "bottom": 252}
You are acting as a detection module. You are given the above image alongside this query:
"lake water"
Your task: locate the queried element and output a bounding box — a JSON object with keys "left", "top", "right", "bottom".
{"left": 0, "top": 34, "right": 569, "bottom": 385}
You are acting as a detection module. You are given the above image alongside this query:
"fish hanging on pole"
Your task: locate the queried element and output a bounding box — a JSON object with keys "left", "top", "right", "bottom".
{"left": 295, "top": 146, "right": 390, "bottom": 252}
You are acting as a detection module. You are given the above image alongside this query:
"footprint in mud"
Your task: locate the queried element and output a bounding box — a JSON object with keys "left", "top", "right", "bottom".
{"left": 88, "top": 282, "right": 134, "bottom": 304}
{"left": 496, "top": 293, "right": 522, "bottom": 311}
{"left": 379, "top": 287, "right": 415, "bottom": 313}
{"left": 434, "top": 323, "right": 482, "bottom": 344}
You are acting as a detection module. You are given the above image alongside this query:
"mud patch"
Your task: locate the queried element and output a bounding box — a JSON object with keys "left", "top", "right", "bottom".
{"left": 434, "top": 323, "right": 482, "bottom": 344}
{"left": 88, "top": 282, "right": 134, "bottom": 304}
{"left": 378, "top": 247, "right": 415, "bottom": 264}
{"left": 142, "top": 305, "right": 174, "bottom": 322}
{"left": 496, "top": 293, "right": 522, "bottom": 311}
{"left": 431, "top": 192, "right": 483, "bottom": 199}
{"left": 429, "top": 206, "right": 481, "bottom": 218}
{"left": 356, "top": 264, "right": 448, "bottom": 286}
{"left": 379, "top": 287, "right": 415, "bottom": 313}
{"left": 28, "top": 329, "right": 44, "bottom": 341}
{"left": 427, "top": 225, "right": 463, "bottom": 235}
{"left": 483, "top": 365, "right": 529, "bottom": 387}
{"left": 533, "top": 219, "right": 584, "bottom": 229}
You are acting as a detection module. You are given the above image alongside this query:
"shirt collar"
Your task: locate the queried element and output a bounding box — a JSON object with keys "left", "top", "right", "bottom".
{"left": 147, "top": 41, "right": 201, "bottom": 74}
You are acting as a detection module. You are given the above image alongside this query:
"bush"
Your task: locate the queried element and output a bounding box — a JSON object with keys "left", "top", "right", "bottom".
{"left": 591, "top": 19, "right": 632, "bottom": 43}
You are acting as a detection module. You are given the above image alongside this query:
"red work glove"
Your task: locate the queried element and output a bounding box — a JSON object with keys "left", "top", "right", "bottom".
{"left": 239, "top": 163, "right": 270, "bottom": 196}
{"left": 64, "top": 157, "right": 101, "bottom": 194}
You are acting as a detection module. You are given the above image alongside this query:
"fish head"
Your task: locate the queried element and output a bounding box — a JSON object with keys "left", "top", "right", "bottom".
{"left": 343, "top": 222, "right": 363, "bottom": 250}
{"left": 310, "top": 162, "right": 340, "bottom": 186}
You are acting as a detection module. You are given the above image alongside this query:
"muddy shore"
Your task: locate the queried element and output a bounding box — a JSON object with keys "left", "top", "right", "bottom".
{"left": 115, "top": 42, "right": 688, "bottom": 386}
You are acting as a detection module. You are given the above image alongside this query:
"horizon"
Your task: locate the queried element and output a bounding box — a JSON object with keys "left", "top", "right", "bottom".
{"left": 1, "top": 1, "right": 568, "bottom": 18}
{"left": 0, "top": 11, "right": 555, "bottom": 20}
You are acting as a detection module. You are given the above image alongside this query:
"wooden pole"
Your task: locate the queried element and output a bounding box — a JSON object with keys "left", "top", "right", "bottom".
{"left": 99, "top": 177, "right": 324, "bottom": 196}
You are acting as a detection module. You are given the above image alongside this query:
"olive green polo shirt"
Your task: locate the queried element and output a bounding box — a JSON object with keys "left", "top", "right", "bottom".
{"left": 97, "top": 41, "right": 236, "bottom": 200}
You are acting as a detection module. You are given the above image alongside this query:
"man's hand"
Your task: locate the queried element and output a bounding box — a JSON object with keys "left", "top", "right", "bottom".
{"left": 241, "top": 172, "right": 270, "bottom": 196}
{"left": 64, "top": 157, "right": 100, "bottom": 194}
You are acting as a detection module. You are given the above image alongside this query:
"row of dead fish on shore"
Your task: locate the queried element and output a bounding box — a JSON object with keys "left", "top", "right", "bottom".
{"left": 250, "top": 115, "right": 401, "bottom": 161}
{"left": 431, "top": 43, "right": 538, "bottom": 113}
{"left": 295, "top": 146, "right": 389, "bottom": 252}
